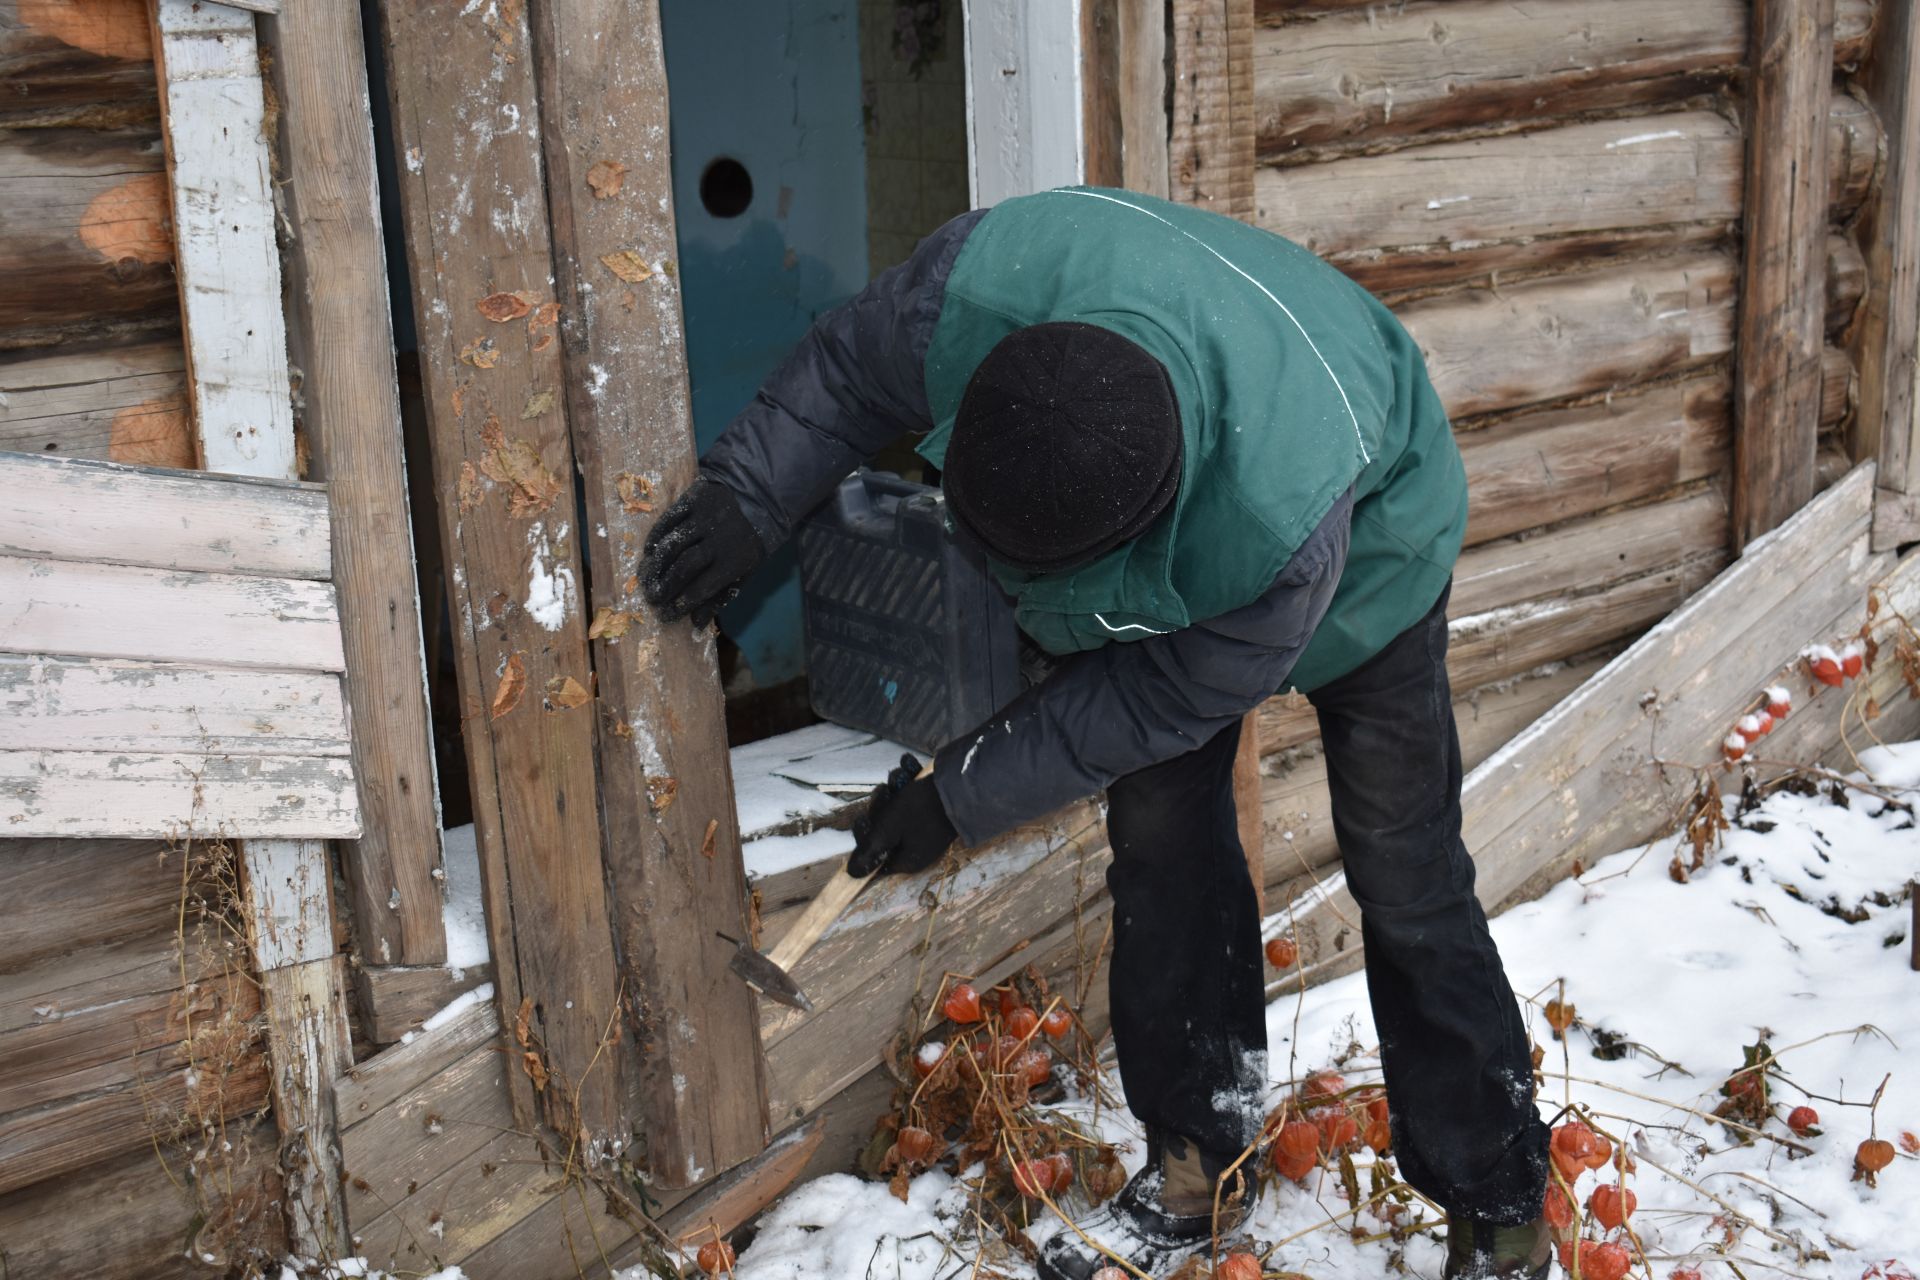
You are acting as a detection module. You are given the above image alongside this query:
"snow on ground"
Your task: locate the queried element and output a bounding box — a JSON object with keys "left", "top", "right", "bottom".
{"left": 691, "top": 744, "right": 1920, "bottom": 1280}
{"left": 441, "top": 824, "right": 489, "bottom": 970}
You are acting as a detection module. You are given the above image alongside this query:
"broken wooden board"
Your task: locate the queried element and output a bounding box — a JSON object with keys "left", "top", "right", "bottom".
{"left": 1270, "top": 463, "right": 1889, "bottom": 989}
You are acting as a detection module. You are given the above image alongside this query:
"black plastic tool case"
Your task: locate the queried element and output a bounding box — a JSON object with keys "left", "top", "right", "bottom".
{"left": 795, "top": 470, "right": 1020, "bottom": 754}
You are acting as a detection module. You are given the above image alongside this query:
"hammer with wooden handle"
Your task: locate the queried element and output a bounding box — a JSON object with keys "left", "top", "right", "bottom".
{"left": 725, "top": 762, "right": 938, "bottom": 1012}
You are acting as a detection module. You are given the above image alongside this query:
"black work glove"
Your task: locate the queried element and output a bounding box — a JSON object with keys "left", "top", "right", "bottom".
{"left": 640, "top": 475, "right": 768, "bottom": 628}
{"left": 847, "top": 754, "right": 960, "bottom": 877}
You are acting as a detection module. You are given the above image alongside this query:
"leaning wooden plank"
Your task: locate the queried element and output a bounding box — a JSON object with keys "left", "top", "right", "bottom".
{"left": 1404, "top": 252, "right": 1737, "bottom": 421}
{"left": 0, "top": 555, "right": 345, "bottom": 672}
{"left": 0, "top": 338, "right": 190, "bottom": 464}
{"left": 1257, "top": 104, "right": 1874, "bottom": 294}
{"left": 1850, "top": 0, "right": 1920, "bottom": 489}
{"left": 0, "top": 656, "right": 348, "bottom": 757}
{"left": 658, "top": 1116, "right": 826, "bottom": 1248}
{"left": 335, "top": 997, "right": 501, "bottom": 1131}
{"left": 0, "top": 127, "right": 177, "bottom": 341}
{"left": 1272, "top": 464, "right": 1879, "bottom": 989}
{"left": 525, "top": 0, "right": 768, "bottom": 1186}
{"left": 1253, "top": 0, "right": 1873, "bottom": 161}
{"left": 0, "top": 1118, "right": 279, "bottom": 1280}
{"left": 148, "top": 0, "right": 293, "bottom": 477}
{"left": 376, "top": 0, "right": 625, "bottom": 1142}
{"left": 0, "top": 0, "right": 160, "bottom": 131}
{"left": 0, "top": 452, "right": 331, "bottom": 579}
{"left": 0, "top": 749, "right": 360, "bottom": 838}
{"left": 260, "top": 0, "right": 447, "bottom": 970}
{"left": 1733, "top": 0, "right": 1835, "bottom": 548}
{"left": 353, "top": 962, "right": 495, "bottom": 1046}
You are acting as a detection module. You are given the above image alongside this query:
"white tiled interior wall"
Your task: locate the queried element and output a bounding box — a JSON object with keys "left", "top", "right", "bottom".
{"left": 861, "top": 0, "right": 971, "bottom": 274}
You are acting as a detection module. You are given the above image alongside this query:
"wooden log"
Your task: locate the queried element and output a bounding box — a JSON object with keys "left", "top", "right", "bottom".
{"left": 1170, "top": 0, "right": 1254, "bottom": 219}
{"left": 0, "top": 837, "right": 177, "bottom": 972}
{"left": 1405, "top": 252, "right": 1737, "bottom": 422}
{"left": 1082, "top": 0, "right": 1123, "bottom": 187}
{"left": 0, "top": 555, "right": 344, "bottom": 671}
{"left": 1733, "top": 0, "right": 1835, "bottom": 548}
{"left": 0, "top": 1118, "right": 281, "bottom": 1280}
{"left": 0, "top": 0, "right": 160, "bottom": 130}
{"left": 256, "top": 955, "right": 352, "bottom": 1251}
{"left": 1272, "top": 464, "right": 1881, "bottom": 991}
{"left": 1849, "top": 0, "right": 1920, "bottom": 490}
{"left": 0, "top": 748, "right": 360, "bottom": 838}
{"left": 525, "top": 0, "right": 769, "bottom": 1185}
{"left": 0, "top": 338, "right": 189, "bottom": 464}
{"left": 1253, "top": 0, "right": 1874, "bottom": 162}
{"left": 261, "top": 0, "right": 447, "bottom": 970}
{"left": 0, "top": 128, "right": 176, "bottom": 342}
{"left": 0, "top": 450, "right": 330, "bottom": 578}
{"left": 150, "top": 0, "right": 294, "bottom": 478}
{"left": 1257, "top": 103, "right": 1875, "bottom": 295}
{"left": 0, "top": 656, "right": 349, "bottom": 758}
{"left": 374, "top": 0, "right": 625, "bottom": 1141}
{"left": 353, "top": 962, "right": 496, "bottom": 1046}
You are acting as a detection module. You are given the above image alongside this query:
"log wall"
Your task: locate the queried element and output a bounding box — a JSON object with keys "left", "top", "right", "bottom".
{"left": 0, "top": 1, "right": 281, "bottom": 1270}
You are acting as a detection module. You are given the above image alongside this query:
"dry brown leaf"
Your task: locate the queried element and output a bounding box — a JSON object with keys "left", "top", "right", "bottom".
{"left": 450, "top": 383, "right": 467, "bottom": 418}
{"left": 586, "top": 158, "right": 629, "bottom": 198}
{"left": 623, "top": 575, "right": 640, "bottom": 595}
{"left": 588, "top": 607, "right": 636, "bottom": 641}
{"left": 522, "top": 1049, "right": 549, "bottom": 1092}
{"left": 647, "top": 775, "right": 678, "bottom": 814}
{"left": 492, "top": 653, "right": 527, "bottom": 720}
{"left": 546, "top": 674, "right": 592, "bottom": 710}
{"left": 456, "top": 461, "right": 484, "bottom": 513}
{"left": 521, "top": 388, "right": 556, "bottom": 419}
{"left": 479, "top": 437, "right": 561, "bottom": 518}
{"left": 701, "top": 818, "right": 719, "bottom": 859}
{"left": 529, "top": 300, "right": 562, "bottom": 331}
{"left": 477, "top": 290, "right": 535, "bottom": 322}
{"left": 458, "top": 336, "right": 500, "bottom": 369}
{"left": 616, "top": 471, "right": 655, "bottom": 513}
{"left": 513, "top": 995, "right": 533, "bottom": 1047}
{"left": 600, "top": 248, "right": 652, "bottom": 283}
{"left": 531, "top": 333, "right": 555, "bottom": 354}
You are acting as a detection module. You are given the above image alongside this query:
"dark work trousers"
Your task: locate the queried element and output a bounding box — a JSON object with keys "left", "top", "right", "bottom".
{"left": 1102, "top": 582, "right": 1551, "bottom": 1224}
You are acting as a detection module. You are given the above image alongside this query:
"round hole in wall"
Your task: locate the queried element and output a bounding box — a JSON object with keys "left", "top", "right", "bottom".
{"left": 699, "top": 157, "right": 753, "bottom": 219}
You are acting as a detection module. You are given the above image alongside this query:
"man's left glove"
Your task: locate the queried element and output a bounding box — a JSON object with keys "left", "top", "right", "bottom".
{"left": 640, "top": 475, "right": 768, "bottom": 628}
{"left": 847, "top": 754, "right": 959, "bottom": 877}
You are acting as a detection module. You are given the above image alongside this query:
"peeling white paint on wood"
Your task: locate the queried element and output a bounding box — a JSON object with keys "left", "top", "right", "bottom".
{"left": 0, "top": 655, "right": 348, "bottom": 757}
{"left": 964, "top": 0, "right": 1085, "bottom": 206}
{"left": 0, "top": 452, "right": 331, "bottom": 580}
{"left": 0, "top": 749, "right": 360, "bottom": 839}
{"left": 152, "top": 0, "right": 297, "bottom": 481}
{"left": 0, "top": 554, "right": 345, "bottom": 673}
{"left": 243, "top": 839, "right": 337, "bottom": 970}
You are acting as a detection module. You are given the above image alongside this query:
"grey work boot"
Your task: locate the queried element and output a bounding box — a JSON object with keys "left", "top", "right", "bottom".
{"left": 1444, "top": 1215, "right": 1553, "bottom": 1279}
{"left": 1035, "top": 1131, "right": 1249, "bottom": 1280}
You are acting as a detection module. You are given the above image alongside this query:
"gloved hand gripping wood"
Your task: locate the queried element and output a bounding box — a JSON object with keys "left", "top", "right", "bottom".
{"left": 848, "top": 753, "right": 959, "bottom": 877}
{"left": 639, "top": 475, "right": 766, "bottom": 627}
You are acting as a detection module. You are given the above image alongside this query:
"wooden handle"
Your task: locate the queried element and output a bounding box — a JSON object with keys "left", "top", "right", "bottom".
{"left": 762, "top": 762, "right": 935, "bottom": 973}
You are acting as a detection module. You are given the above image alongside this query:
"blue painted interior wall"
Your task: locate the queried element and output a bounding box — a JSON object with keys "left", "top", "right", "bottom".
{"left": 661, "top": 0, "right": 870, "bottom": 687}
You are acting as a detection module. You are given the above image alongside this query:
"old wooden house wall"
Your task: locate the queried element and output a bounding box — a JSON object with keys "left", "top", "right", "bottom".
{"left": 0, "top": 3, "right": 288, "bottom": 1272}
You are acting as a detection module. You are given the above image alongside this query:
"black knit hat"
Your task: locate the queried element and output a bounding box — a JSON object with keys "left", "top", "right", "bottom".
{"left": 943, "top": 322, "right": 1182, "bottom": 574}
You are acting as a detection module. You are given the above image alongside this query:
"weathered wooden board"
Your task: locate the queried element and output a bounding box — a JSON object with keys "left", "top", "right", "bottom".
{"left": 353, "top": 962, "right": 495, "bottom": 1046}
{"left": 0, "top": 837, "right": 178, "bottom": 972}
{"left": 0, "top": 127, "right": 177, "bottom": 341}
{"left": 0, "top": 451, "right": 330, "bottom": 578}
{"left": 1272, "top": 464, "right": 1883, "bottom": 988}
{"left": 242, "top": 838, "right": 336, "bottom": 971}
{"left": 0, "top": 338, "right": 190, "bottom": 465}
{"left": 0, "top": 1117, "right": 280, "bottom": 1280}
{"left": 0, "top": 0, "right": 161, "bottom": 131}
{"left": 260, "top": 0, "right": 447, "bottom": 970}
{"left": 1170, "top": 0, "right": 1254, "bottom": 218}
{"left": 1850, "top": 0, "right": 1920, "bottom": 489}
{"left": 0, "top": 656, "right": 347, "bottom": 757}
{"left": 258, "top": 954, "right": 352, "bottom": 1249}
{"left": 149, "top": 0, "right": 293, "bottom": 478}
{"left": 526, "top": 0, "right": 769, "bottom": 1186}
{"left": 1405, "top": 251, "right": 1737, "bottom": 421}
{"left": 0, "top": 554, "right": 344, "bottom": 672}
{"left": 0, "top": 748, "right": 359, "bottom": 838}
{"left": 1119, "top": 0, "right": 1169, "bottom": 198}
{"left": 1254, "top": 0, "right": 1873, "bottom": 162}
{"left": 1733, "top": 0, "right": 1835, "bottom": 547}
{"left": 335, "top": 997, "right": 501, "bottom": 1129}
{"left": 375, "top": 0, "right": 626, "bottom": 1141}
{"left": 1258, "top": 103, "right": 1875, "bottom": 294}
